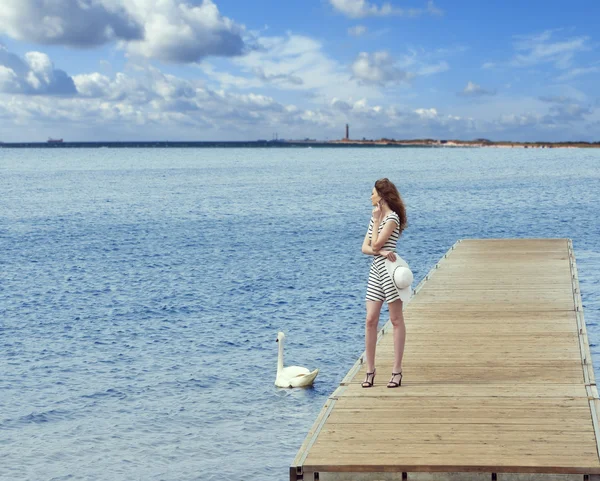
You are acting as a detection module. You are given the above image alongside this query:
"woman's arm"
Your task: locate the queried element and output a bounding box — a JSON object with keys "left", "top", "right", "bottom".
{"left": 361, "top": 220, "right": 397, "bottom": 255}
{"left": 362, "top": 229, "right": 396, "bottom": 261}
{"left": 371, "top": 220, "right": 398, "bottom": 251}
{"left": 362, "top": 230, "right": 377, "bottom": 255}
{"left": 370, "top": 217, "right": 381, "bottom": 251}
{"left": 362, "top": 216, "right": 378, "bottom": 255}
{"left": 370, "top": 203, "right": 382, "bottom": 249}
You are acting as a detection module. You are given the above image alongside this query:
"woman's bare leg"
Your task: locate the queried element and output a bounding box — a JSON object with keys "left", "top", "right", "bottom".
{"left": 388, "top": 299, "right": 406, "bottom": 376}
{"left": 365, "top": 300, "right": 383, "bottom": 375}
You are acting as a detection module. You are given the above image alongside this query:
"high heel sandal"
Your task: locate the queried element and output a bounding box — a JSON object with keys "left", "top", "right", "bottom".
{"left": 387, "top": 371, "right": 402, "bottom": 388}
{"left": 361, "top": 368, "right": 376, "bottom": 388}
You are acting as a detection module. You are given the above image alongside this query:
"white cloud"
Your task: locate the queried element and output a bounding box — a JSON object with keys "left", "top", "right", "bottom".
{"left": 0, "top": 65, "right": 20, "bottom": 92}
{"left": 351, "top": 51, "right": 415, "bottom": 85}
{"left": 498, "top": 113, "right": 541, "bottom": 128}
{"left": 197, "top": 63, "right": 262, "bottom": 90}
{"left": 458, "top": 81, "right": 496, "bottom": 97}
{"left": 74, "top": 67, "right": 207, "bottom": 110}
{"left": 331, "top": 98, "right": 352, "bottom": 111}
{"left": 348, "top": 25, "right": 368, "bottom": 37}
{"left": 0, "top": 0, "right": 246, "bottom": 63}
{"left": 74, "top": 73, "right": 118, "bottom": 98}
{"left": 329, "top": 0, "right": 442, "bottom": 19}
{"left": 123, "top": 0, "right": 246, "bottom": 63}
{"left": 55, "top": 66, "right": 300, "bottom": 123}
{"left": 415, "top": 107, "right": 438, "bottom": 119}
{"left": 482, "top": 62, "right": 495, "bottom": 69}
{"left": 0, "top": 56, "right": 472, "bottom": 142}
{"left": 252, "top": 67, "right": 304, "bottom": 85}
{"left": 221, "top": 34, "right": 384, "bottom": 100}
{"left": 0, "top": 46, "right": 77, "bottom": 95}
{"left": 330, "top": 0, "right": 395, "bottom": 18}
{"left": 417, "top": 61, "right": 448, "bottom": 76}
{"left": 511, "top": 30, "right": 590, "bottom": 69}
{"left": 556, "top": 66, "right": 600, "bottom": 82}
{"left": 545, "top": 102, "right": 592, "bottom": 123}
{"left": 0, "top": 0, "right": 143, "bottom": 47}
{"left": 2, "top": 78, "right": 596, "bottom": 142}
{"left": 350, "top": 50, "right": 447, "bottom": 86}
{"left": 0, "top": 66, "right": 311, "bottom": 140}
{"left": 74, "top": 71, "right": 157, "bottom": 104}
{"left": 444, "top": 91, "right": 596, "bottom": 140}
{"left": 0, "top": 33, "right": 596, "bottom": 143}
{"left": 190, "top": 36, "right": 451, "bottom": 109}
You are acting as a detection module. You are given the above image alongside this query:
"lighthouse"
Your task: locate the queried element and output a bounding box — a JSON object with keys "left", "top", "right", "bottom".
{"left": 345, "top": 124, "right": 349, "bottom": 140}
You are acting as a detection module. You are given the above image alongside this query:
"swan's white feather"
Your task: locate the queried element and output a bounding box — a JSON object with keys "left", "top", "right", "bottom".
{"left": 275, "top": 332, "right": 319, "bottom": 388}
{"left": 289, "top": 369, "right": 319, "bottom": 388}
{"left": 281, "top": 365, "right": 310, "bottom": 377}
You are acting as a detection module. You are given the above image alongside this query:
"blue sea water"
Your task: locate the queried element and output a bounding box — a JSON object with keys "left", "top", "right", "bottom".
{"left": 1, "top": 147, "right": 599, "bottom": 481}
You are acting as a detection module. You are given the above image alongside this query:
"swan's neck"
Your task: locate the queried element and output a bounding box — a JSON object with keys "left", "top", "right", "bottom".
{"left": 277, "top": 340, "right": 284, "bottom": 374}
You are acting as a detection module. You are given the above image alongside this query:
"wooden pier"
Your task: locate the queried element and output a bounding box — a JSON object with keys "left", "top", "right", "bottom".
{"left": 291, "top": 239, "right": 600, "bottom": 481}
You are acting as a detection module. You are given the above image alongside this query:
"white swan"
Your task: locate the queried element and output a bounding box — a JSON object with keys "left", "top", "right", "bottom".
{"left": 275, "top": 332, "right": 319, "bottom": 388}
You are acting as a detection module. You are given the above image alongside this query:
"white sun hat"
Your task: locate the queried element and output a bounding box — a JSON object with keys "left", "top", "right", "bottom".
{"left": 384, "top": 255, "right": 414, "bottom": 302}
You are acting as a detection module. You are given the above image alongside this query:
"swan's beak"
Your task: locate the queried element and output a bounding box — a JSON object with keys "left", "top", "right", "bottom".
{"left": 276, "top": 339, "right": 279, "bottom": 343}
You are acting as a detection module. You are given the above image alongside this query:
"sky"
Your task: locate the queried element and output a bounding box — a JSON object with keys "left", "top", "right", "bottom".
{"left": 0, "top": 0, "right": 599, "bottom": 142}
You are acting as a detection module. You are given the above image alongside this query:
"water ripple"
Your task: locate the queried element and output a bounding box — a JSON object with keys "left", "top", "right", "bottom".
{"left": 1, "top": 147, "right": 599, "bottom": 480}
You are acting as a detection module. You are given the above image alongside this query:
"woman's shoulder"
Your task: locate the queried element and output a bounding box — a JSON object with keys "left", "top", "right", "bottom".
{"left": 385, "top": 211, "right": 400, "bottom": 226}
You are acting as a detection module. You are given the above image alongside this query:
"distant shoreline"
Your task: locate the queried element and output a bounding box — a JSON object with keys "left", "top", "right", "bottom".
{"left": 331, "top": 139, "right": 600, "bottom": 148}
{"left": 0, "top": 139, "right": 599, "bottom": 148}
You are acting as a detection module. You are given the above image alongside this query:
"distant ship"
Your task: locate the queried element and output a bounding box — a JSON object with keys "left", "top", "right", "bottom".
{"left": 47, "top": 138, "right": 63, "bottom": 143}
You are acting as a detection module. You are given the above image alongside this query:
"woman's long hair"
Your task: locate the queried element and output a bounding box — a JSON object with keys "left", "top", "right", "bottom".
{"left": 375, "top": 178, "right": 407, "bottom": 232}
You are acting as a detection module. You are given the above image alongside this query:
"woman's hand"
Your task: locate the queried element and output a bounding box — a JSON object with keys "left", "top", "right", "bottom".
{"left": 372, "top": 201, "right": 382, "bottom": 222}
{"left": 379, "top": 250, "right": 397, "bottom": 262}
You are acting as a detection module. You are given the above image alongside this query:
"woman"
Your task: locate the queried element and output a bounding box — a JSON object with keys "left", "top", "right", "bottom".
{"left": 360, "top": 178, "right": 408, "bottom": 388}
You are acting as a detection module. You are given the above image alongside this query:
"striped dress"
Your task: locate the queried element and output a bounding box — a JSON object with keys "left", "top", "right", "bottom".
{"left": 366, "top": 211, "right": 401, "bottom": 303}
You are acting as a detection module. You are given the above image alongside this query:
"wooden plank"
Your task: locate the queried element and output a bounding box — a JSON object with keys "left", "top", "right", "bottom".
{"left": 456, "top": 238, "right": 568, "bottom": 249}
{"left": 404, "top": 312, "right": 580, "bottom": 334}
{"left": 308, "top": 442, "right": 597, "bottom": 458}
{"left": 290, "top": 239, "right": 600, "bottom": 480}
{"left": 332, "top": 397, "right": 592, "bottom": 409}
{"left": 324, "top": 411, "right": 591, "bottom": 426}
{"left": 409, "top": 290, "right": 574, "bottom": 305}
{"left": 303, "top": 455, "right": 600, "bottom": 473}
{"left": 303, "top": 457, "right": 600, "bottom": 473}
{"left": 344, "top": 366, "right": 585, "bottom": 384}
{"left": 319, "top": 424, "right": 597, "bottom": 441}
{"left": 336, "top": 384, "right": 588, "bottom": 399}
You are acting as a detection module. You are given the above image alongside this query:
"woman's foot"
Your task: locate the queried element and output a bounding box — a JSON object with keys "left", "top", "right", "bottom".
{"left": 387, "top": 371, "right": 402, "bottom": 388}
{"left": 361, "top": 368, "right": 376, "bottom": 388}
